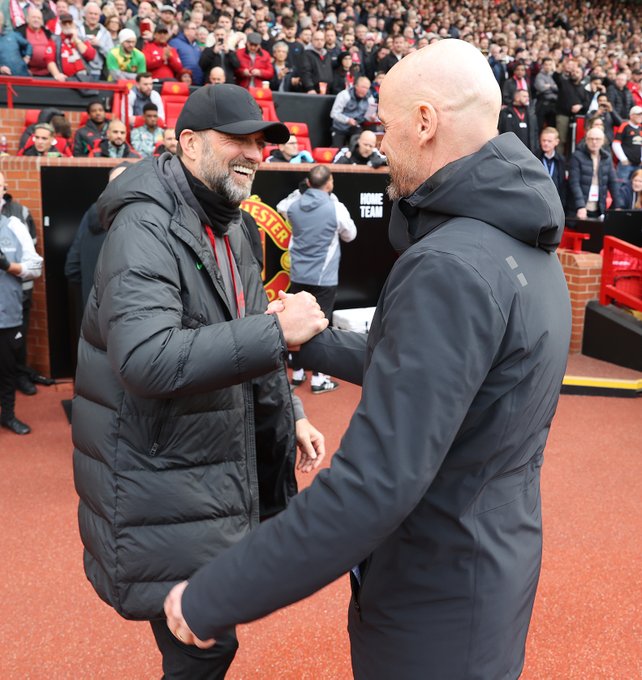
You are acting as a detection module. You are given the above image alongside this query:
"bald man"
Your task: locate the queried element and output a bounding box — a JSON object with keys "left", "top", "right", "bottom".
{"left": 165, "top": 41, "right": 571, "bottom": 679}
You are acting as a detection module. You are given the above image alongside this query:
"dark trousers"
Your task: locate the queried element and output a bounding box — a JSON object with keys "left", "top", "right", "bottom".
{"left": 0, "top": 326, "right": 22, "bottom": 421}
{"left": 331, "top": 126, "right": 361, "bottom": 148}
{"left": 290, "top": 282, "right": 336, "bottom": 374}
{"left": 150, "top": 620, "right": 238, "bottom": 680}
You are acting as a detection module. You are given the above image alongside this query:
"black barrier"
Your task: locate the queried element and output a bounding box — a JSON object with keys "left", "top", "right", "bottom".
{"left": 40, "top": 164, "right": 395, "bottom": 377}
{"left": 272, "top": 92, "right": 336, "bottom": 147}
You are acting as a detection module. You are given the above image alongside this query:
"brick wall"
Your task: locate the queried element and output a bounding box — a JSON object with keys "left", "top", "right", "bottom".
{"left": 558, "top": 249, "right": 603, "bottom": 353}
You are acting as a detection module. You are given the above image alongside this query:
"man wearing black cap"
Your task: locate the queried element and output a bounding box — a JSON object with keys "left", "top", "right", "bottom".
{"left": 142, "top": 23, "right": 183, "bottom": 80}
{"left": 235, "top": 31, "right": 274, "bottom": 89}
{"left": 72, "top": 83, "right": 329, "bottom": 678}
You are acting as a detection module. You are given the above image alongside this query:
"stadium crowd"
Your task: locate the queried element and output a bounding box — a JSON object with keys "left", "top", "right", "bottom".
{"left": 0, "top": 0, "right": 641, "bottom": 202}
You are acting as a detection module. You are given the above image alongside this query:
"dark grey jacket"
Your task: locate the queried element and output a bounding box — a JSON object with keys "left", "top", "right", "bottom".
{"left": 72, "top": 154, "right": 297, "bottom": 621}
{"left": 180, "top": 134, "right": 571, "bottom": 680}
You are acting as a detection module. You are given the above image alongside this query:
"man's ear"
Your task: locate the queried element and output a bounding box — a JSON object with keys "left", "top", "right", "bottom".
{"left": 179, "top": 130, "right": 198, "bottom": 161}
{"left": 417, "top": 102, "right": 437, "bottom": 146}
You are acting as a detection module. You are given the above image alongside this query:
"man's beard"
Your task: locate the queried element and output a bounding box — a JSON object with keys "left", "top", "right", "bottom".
{"left": 386, "top": 155, "right": 415, "bottom": 201}
{"left": 199, "top": 144, "right": 255, "bottom": 205}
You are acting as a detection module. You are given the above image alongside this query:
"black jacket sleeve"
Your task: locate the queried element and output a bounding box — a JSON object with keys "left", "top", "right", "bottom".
{"left": 180, "top": 248, "right": 505, "bottom": 639}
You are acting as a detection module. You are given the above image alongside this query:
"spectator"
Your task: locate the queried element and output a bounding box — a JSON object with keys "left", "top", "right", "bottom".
{"left": 554, "top": 60, "right": 588, "bottom": 156}
{"left": 142, "top": 24, "right": 183, "bottom": 80}
{"left": 285, "top": 165, "right": 356, "bottom": 394}
{"left": 333, "top": 129, "right": 387, "bottom": 167}
{"left": 170, "top": 20, "right": 203, "bottom": 85}
{"left": 329, "top": 51, "right": 355, "bottom": 95}
{"left": 20, "top": 122, "right": 62, "bottom": 156}
{"left": 533, "top": 57, "right": 558, "bottom": 130}
{"left": 0, "top": 206, "right": 43, "bottom": 435}
{"left": 178, "top": 68, "right": 192, "bottom": 85}
{"left": 198, "top": 25, "right": 239, "bottom": 84}
{"left": 585, "top": 114, "right": 610, "bottom": 150}
{"left": 592, "top": 93, "right": 622, "bottom": 144}
{"left": 50, "top": 111, "right": 73, "bottom": 156}
{"left": 77, "top": 1, "right": 114, "bottom": 80}
{"left": 268, "top": 40, "right": 290, "bottom": 91}
{"left": 502, "top": 61, "right": 531, "bottom": 107}
{"left": 360, "top": 32, "right": 379, "bottom": 81}
{"left": 569, "top": 127, "right": 621, "bottom": 219}
{"left": 106, "top": 28, "right": 146, "bottom": 81}
{"left": 612, "top": 105, "right": 642, "bottom": 182}
{"left": 0, "top": 170, "right": 40, "bottom": 397}
{"left": 125, "top": 0, "right": 154, "bottom": 41}
{"left": 629, "top": 70, "right": 642, "bottom": 108}
{"left": 235, "top": 31, "right": 273, "bottom": 89}
{"left": 607, "top": 72, "right": 634, "bottom": 120}
{"left": 266, "top": 134, "right": 313, "bottom": 163}
{"left": 0, "top": 10, "right": 32, "bottom": 77}
{"left": 618, "top": 168, "right": 642, "bottom": 209}
{"left": 44, "top": 0, "right": 67, "bottom": 34}
{"left": 157, "top": 4, "right": 179, "bottom": 37}
{"left": 10, "top": 0, "right": 56, "bottom": 27}
{"left": 91, "top": 118, "right": 141, "bottom": 158}
{"left": 206, "top": 65, "right": 225, "bottom": 84}
{"left": 131, "top": 102, "right": 164, "bottom": 158}
{"left": 128, "top": 71, "right": 164, "bottom": 119}
{"left": 301, "top": 29, "right": 332, "bottom": 94}
{"left": 279, "top": 15, "right": 304, "bottom": 87}
{"left": 16, "top": 7, "right": 52, "bottom": 78}
{"left": 44, "top": 12, "right": 96, "bottom": 82}
{"left": 73, "top": 99, "right": 108, "bottom": 157}
{"left": 104, "top": 15, "right": 123, "bottom": 44}
{"left": 487, "top": 44, "right": 507, "bottom": 87}
{"left": 585, "top": 75, "right": 608, "bottom": 115}
{"left": 498, "top": 89, "right": 538, "bottom": 152}
{"left": 378, "top": 34, "right": 407, "bottom": 73}
{"left": 535, "top": 127, "right": 567, "bottom": 210}
{"left": 330, "top": 75, "right": 378, "bottom": 148}
{"left": 153, "top": 126, "right": 177, "bottom": 155}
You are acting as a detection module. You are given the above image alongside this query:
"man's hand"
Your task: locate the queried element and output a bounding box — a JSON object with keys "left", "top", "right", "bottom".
{"left": 164, "top": 581, "right": 216, "bottom": 649}
{"left": 275, "top": 290, "right": 328, "bottom": 348}
{"left": 576, "top": 207, "right": 588, "bottom": 219}
{"left": 295, "top": 418, "right": 326, "bottom": 473}
{"left": 54, "top": 72, "right": 68, "bottom": 82}
{"left": 0, "top": 248, "right": 10, "bottom": 271}
{"left": 571, "top": 104, "right": 582, "bottom": 113}
{"left": 0, "top": 65, "right": 11, "bottom": 74}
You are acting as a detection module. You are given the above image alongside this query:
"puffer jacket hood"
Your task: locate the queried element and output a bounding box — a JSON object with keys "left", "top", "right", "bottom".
{"left": 389, "top": 133, "right": 565, "bottom": 253}
{"left": 98, "top": 155, "right": 178, "bottom": 231}
{"left": 298, "top": 187, "right": 330, "bottom": 212}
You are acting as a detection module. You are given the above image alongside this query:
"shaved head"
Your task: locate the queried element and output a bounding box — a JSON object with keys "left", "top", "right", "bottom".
{"left": 379, "top": 40, "right": 502, "bottom": 199}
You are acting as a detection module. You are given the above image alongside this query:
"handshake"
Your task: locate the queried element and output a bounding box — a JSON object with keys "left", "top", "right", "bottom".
{"left": 266, "top": 290, "right": 329, "bottom": 350}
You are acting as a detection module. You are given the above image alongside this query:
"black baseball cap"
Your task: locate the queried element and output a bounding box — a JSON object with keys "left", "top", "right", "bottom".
{"left": 175, "top": 84, "right": 289, "bottom": 143}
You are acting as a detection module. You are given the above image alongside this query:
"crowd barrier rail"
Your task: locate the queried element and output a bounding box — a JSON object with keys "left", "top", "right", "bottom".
{"left": 600, "top": 235, "right": 642, "bottom": 312}
{"left": 0, "top": 76, "right": 130, "bottom": 128}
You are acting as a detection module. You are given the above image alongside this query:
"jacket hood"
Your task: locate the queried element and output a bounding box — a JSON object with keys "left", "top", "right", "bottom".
{"left": 389, "top": 133, "right": 565, "bottom": 253}
{"left": 298, "top": 187, "right": 330, "bottom": 212}
{"left": 98, "top": 155, "right": 176, "bottom": 230}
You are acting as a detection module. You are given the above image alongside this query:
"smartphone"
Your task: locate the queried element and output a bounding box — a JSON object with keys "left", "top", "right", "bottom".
{"left": 140, "top": 19, "right": 152, "bottom": 33}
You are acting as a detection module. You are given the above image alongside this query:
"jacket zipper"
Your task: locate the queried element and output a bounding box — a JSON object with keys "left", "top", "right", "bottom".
{"left": 149, "top": 403, "right": 170, "bottom": 456}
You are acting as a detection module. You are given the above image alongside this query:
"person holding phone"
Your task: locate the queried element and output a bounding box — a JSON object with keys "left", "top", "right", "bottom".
{"left": 198, "top": 25, "right": 239, "bottom": 84}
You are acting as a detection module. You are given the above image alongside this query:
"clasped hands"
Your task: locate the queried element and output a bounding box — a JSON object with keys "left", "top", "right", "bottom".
{"left": 266, "top": 290, "right": 328, "bottom": 350}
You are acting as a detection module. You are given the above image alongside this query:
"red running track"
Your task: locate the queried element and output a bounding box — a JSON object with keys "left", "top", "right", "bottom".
{"left": 0, "top": 359, "right": 640, "bottom": 679}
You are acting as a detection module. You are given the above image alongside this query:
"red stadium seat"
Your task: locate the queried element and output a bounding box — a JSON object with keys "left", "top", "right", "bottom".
{"left": 160, "top": 81, "right": 190, "bottom": 128}
{"left": 249, "top": 86, "right": 279, "bottom": 121}
{"left": 23, "top": 109, "right": 41, "bottom": 128}
{"left": 263, "top": 144, "right": 278, "bottom": 160}
{"left": 312, "top": 147, "right": 337, "bottom": 163}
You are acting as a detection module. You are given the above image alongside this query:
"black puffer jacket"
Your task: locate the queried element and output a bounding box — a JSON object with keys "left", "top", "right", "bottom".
{"left": 568, "top": 143, "right": 622, "bottom": 214}
{"left": 72, "top": 154, "right": 297, "bottom": 620}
